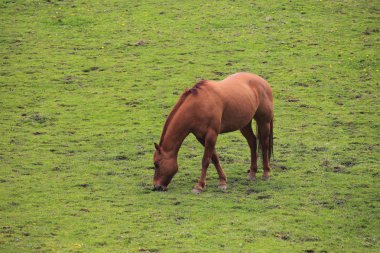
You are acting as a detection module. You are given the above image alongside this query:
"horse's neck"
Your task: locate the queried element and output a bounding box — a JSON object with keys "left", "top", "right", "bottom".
{"left": 160, "top": 114, "right": 191, "bottom": 156}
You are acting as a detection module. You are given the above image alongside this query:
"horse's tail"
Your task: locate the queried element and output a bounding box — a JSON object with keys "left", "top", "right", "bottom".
{"left": 256, "top": 118, "right": 274, "bottom": 160}
{"left": 269, "top": 118, "right": 274, "bottom": 160}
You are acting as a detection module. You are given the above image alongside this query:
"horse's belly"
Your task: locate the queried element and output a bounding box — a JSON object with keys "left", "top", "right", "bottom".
{"left": 220, "top": 106, "right": 255, "bottom": 133}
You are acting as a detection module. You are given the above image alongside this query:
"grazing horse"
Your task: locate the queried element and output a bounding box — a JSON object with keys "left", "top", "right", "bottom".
{"left": 153, "top": 72, "right": 274, "bottom": 193}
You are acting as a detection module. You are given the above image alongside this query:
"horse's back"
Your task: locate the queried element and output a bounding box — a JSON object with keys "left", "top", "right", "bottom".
{"left": 223, "top": 72, "right": 272, "bottom": 95}
{"left": 218, "top": 72, "right": 272, "bottom": 106}
{"left": 212, "top": 73, "right": 272, "bottom": 132}
{"left": 187, "top": 72, "right": 273, "bottom": 134}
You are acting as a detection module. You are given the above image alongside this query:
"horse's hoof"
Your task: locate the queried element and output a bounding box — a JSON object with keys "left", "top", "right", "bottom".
{"left": 262, "top": 175, "right": 270, "bottom": 181}
{"left": 192, "top": 188, "right": 203, "bottom": 194}
{"left": 218, "top": 184, "right": 227, "bottom": 191}
{"left": 247, "top": 173, "right": 257, "bottom": 181}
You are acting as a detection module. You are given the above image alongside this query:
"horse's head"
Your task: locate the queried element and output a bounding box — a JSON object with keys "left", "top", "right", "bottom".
{"left": 152, "top": 143, "right": 178, "bottom": 191}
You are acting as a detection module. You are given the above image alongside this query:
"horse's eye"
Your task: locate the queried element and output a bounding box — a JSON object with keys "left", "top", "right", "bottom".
{"left": 154, "top": 161, "right": 159, "bottom": 169}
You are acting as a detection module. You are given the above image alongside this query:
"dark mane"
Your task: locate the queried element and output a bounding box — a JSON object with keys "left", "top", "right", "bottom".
{"left": 159, "top": 91, "right": 190, "bottom": 145}
{"left": 159, "top": 80, "right": 207, "bottom": 145}
{"left": 189, "top": 80, "right": 207, "bottom": 94}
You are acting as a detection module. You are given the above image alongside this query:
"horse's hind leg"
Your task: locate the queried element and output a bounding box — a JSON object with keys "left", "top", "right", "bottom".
{"left": 257, "top": 121, "right": 271, "bottom": 180}
{"left": 195, "top": 136, "right": 227, "bottom": 190}
{"left": 240, "top": 121, "right": 258, "bottom": 180}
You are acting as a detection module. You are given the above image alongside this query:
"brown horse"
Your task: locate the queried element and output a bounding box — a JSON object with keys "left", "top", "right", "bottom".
{"left": 153, "top": 72, "right": 274, "bottom": 193}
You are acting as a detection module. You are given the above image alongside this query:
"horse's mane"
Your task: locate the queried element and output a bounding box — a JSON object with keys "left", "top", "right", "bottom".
{"left": 159, "top": 92, "right": 189, "bottom": 145}
{"left": 159, "top": 80, "right": 206, "bottom": 145}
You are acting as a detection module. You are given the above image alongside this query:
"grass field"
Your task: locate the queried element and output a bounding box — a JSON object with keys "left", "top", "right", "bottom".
{"left": 1, "top": 0, "right": 379, "bottom": 252}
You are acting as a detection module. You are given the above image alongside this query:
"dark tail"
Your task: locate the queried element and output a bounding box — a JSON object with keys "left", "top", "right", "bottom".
{"left": 256, "top": 118, "right": 274, "bottom": 160}
{"left": 270, "top": 119, "right": 274, "bottom": 160}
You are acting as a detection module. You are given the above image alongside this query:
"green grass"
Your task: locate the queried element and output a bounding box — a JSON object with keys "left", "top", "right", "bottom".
{"left": 1, "top": 0, "right": 379, "bottom": 252}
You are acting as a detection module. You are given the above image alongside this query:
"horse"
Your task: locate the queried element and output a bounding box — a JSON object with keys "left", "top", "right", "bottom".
{"left": 153, "top": 72, "right": 274, "bottom": 193}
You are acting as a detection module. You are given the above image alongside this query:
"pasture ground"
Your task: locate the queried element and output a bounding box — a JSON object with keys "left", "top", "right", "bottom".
{"left": 1, "top": 0, "right": 379, "bottom": 252}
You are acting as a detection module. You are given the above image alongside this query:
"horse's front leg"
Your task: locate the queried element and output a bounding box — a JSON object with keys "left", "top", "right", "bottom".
{"left": 195, "top": 136, "right": 227, "bottom": 190}
{"left": 193, "top": 129, "right": 218, "bottom": 194}
{"left": 211, "top": 152, "right": 227, "bottom": 190}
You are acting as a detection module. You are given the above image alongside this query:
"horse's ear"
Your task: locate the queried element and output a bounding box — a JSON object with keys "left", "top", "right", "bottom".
{"left": 154, "top": 143, "right": 161, "bottom": 153}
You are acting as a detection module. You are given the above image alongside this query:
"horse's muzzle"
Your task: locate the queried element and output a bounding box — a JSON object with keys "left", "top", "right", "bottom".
{"left": 152, "top": 185, "right": 168, "bottom": 191}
